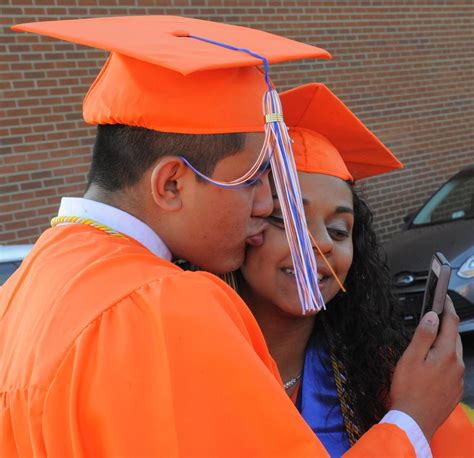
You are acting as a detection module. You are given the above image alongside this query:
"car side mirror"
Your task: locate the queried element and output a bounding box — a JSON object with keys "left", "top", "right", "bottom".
{"left": 402, "top": 212, "right": 415, "bottom": 229}
{"left": 403, "top": 213, "right": 414, "bottom": 223}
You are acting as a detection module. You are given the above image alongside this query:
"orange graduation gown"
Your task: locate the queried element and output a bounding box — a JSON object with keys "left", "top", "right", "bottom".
{"left": 0, "top": 224, "right": 417, "bottom": 457}
{"left": 431, "top": 404, "right": 474, "bottom": 456}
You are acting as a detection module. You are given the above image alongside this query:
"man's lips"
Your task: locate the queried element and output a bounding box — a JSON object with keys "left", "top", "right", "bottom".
{"left": 246, "top": 222, "right": 268, "bottom": 247}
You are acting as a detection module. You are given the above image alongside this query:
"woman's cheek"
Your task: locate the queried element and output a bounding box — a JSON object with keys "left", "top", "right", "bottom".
{"left": 339, "top": 243, "right": 354, "bottom": 282}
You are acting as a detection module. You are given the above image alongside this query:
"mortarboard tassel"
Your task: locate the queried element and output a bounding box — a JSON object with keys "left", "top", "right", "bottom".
{"left": 263, "top": 89, "right": 324, "bottom": 313}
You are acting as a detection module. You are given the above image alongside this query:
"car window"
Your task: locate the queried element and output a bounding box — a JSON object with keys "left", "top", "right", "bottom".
{"left": 412, "top": 172, "right": 474, "bottom": 226}
{"left": 0, "top": 261, "right": 22, "bottom": 286}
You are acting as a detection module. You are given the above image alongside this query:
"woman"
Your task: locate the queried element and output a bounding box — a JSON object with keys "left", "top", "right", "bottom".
{"left": 236, "top": 84, "right": 471, "bottom": 457}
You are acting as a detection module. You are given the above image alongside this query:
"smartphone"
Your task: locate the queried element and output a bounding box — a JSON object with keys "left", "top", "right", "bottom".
{"left": 420, "top": 252, "right": 452, "bottom": 322}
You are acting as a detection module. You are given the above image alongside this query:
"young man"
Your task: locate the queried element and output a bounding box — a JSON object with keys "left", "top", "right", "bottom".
{"left": 0, "top": 16, "right": 464, "bottom": 457}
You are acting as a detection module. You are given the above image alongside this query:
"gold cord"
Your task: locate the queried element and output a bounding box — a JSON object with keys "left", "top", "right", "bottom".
{"left": 51, "top": 216, "right": 129, "bottom": 240}
{"left": 321, "top": 318, "right": 362, "bottom": 445}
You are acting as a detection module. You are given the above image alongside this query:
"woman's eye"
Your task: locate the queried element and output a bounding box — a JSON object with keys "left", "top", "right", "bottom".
{"left": 328, "top": 227, "right": 350, "bottom": 240}
{"left": 267, "top": 214, "right": 285, "bottom": 228}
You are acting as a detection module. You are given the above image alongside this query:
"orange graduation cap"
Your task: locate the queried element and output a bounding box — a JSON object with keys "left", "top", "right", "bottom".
{"left": 13, "top": 16, "right": 331, "bottom": 314}
{"left": 281, "top": 83, "right": 403, "bottom": 181}
{"left": 12, "top": 16, "right": 331, "bottom": 134}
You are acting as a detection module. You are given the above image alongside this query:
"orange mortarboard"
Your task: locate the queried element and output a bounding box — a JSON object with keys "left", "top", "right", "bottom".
{"left": 281, "top": 83, "right": 403, "bottom": 181}
{"left": 12, "top": 16, "right": 331, "bottom": 134}
{"left": 13, "top": 16, "right": 331, "bottom": 313}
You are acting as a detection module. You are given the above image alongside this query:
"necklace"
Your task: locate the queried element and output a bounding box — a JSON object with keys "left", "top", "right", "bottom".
{"left": 51, "top": 216, "right": 129, "bottom": 240}
{"left": 283, "top": 373, "right": 302, "bottom": 390}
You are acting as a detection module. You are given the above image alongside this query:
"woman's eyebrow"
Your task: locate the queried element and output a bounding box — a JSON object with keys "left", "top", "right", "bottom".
{"left": 335, "top": 206, "right": 354, "bottom": 215}
{"left": 271, "top": 197, "right": 353, "bottom": 215}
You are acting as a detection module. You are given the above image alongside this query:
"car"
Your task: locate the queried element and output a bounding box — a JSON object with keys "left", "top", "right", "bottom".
{"left": 384, "top": 165, "right": 474, "bottom": 333}
{"left": 0, "top": 244, "right": 34, "bottom": 286}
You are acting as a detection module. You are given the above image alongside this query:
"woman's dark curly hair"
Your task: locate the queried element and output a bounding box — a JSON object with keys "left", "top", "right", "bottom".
{"left": 316, "top": 185, "right": 410, "bottom": 435}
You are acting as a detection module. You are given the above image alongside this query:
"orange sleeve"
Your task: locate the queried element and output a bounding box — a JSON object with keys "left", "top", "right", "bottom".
{"left": 343, "top": 423, "right": 415, "bottom": 458}
{"left": 42, "top": 273, "right": 329, "bottom": 457}
{"left": 431, "top": 404, "right": 474, "bottom": 457}
{"left": 341, "top": 401, "right": 474, "bottom": 458}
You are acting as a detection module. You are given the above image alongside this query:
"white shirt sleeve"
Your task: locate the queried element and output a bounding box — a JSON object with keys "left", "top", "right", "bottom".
{"left": 380, "top": 410, "right": 432, "bottom": 458}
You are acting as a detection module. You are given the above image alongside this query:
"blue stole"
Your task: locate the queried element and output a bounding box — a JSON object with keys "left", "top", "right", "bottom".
{"left": 296, "top": 333, "right": 351, "bottom": 458}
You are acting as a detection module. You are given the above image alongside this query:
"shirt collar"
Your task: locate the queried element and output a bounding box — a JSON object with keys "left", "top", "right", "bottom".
{"left": 57, "top": 197, "right": 172, "bottom": 261}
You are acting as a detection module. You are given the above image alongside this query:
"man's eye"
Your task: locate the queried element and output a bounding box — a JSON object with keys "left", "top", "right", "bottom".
{"left": 245, "top": 178, "right": 262, "bottom": 187}
{"left": 267, "top": 215, "right": 285, "bottom": 228}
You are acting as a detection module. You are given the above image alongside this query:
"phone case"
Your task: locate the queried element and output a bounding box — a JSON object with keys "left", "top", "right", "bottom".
{"left": 420, "top": 252, "right": 452, "bottom": 318}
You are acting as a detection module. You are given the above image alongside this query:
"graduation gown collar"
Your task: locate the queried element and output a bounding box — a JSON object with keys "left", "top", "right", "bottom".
{"left": 57, "top": 197, "right": 172, "bottom": 261}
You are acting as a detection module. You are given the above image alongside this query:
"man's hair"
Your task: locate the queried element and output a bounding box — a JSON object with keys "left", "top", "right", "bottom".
{"left": 87, "top": 124, "right": 246, "bottom": 191}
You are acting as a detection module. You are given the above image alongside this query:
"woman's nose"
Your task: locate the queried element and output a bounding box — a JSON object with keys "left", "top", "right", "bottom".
{"left": 311, "top": 228, "right": 333, "bottom": 255}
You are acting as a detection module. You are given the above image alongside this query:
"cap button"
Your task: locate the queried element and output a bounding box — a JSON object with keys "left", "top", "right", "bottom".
{"left": 172, "top": 30, "right": 190, "bottom": 37}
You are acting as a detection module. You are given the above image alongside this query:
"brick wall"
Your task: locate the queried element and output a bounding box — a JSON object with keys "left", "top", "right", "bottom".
{"left": 1, "top": 0, "right": 473, "bottom": 244}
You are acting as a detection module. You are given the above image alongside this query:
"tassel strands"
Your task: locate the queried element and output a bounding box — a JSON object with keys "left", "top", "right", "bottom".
{"left": 264, "top": 90, "right": 325, "bottom": 313}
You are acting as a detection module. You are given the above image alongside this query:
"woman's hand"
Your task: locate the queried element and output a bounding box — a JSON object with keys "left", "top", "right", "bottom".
{"left": 390, "top": 296, "right": 464, "bottom": 442}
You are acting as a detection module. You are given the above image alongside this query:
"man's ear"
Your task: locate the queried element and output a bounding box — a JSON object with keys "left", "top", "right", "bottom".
{"left": 150, "top": 157, "right": 188, "bottom": 211}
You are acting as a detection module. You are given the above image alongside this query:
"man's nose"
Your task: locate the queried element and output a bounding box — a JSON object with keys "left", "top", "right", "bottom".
{"left": 252, "top": 173, "right": 273, "bottom": 218}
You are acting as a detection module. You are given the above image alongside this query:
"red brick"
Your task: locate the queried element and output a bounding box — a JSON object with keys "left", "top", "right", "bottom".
{"left": 17, "top": 228, "right": 40, "bottom": 239}
{"left": 6, "top": 173, "right": 30, "bottom": 183}
{"left": 0, "top": 183, "right": 20, "bottom": 194}
{"left": 4, "top": 220, "right": 28, "bottom": 231}
{"left": 14, "top": 209, "right": 37, "bottom": 220}
{"left": 0, "top": 231, "right": 18, "bottom": 243}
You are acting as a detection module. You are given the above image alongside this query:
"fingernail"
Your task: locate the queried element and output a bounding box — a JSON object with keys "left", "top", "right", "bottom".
{"left": 422, "top": 311, "right": 438, "bottom": 326}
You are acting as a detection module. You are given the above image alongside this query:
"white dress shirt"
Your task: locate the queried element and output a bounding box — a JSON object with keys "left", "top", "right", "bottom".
{"left": 381, "top": 410, "right": 432, "bottom": 458}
